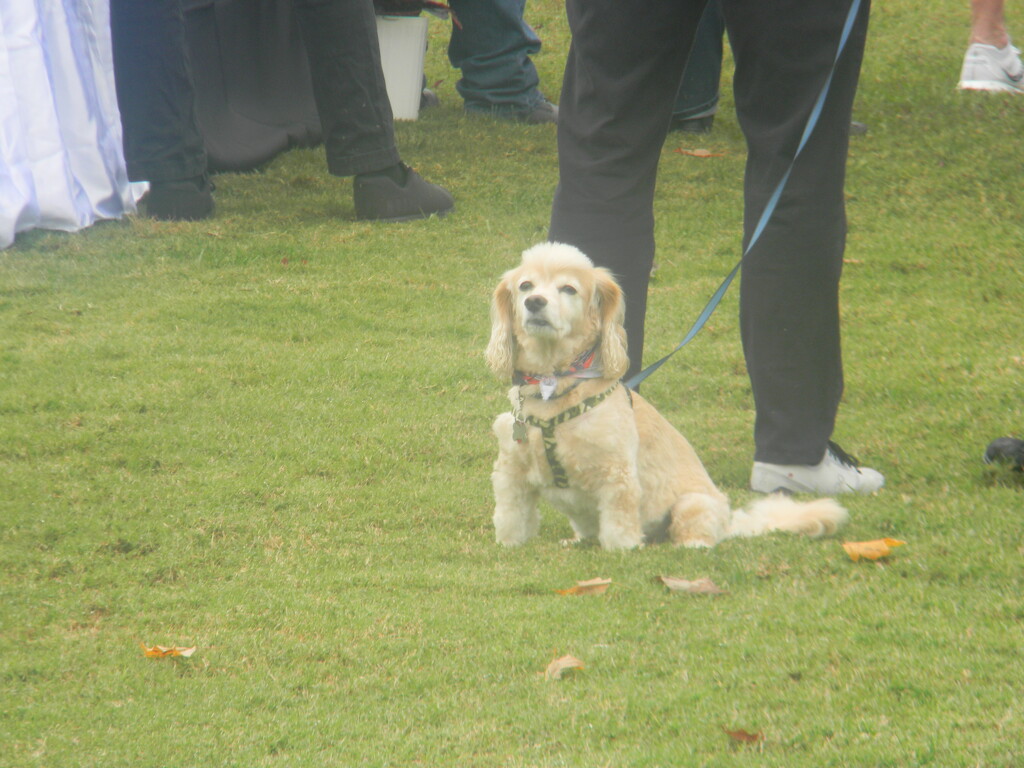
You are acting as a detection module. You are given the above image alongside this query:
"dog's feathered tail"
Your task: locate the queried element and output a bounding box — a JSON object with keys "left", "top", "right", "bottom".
{"left": 727, "top": 495, "right": 848, "bottom": 540}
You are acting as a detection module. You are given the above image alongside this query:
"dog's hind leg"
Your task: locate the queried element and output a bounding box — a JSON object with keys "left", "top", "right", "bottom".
{"left": 667, "top": 491, "right": 730, "bottom": 548}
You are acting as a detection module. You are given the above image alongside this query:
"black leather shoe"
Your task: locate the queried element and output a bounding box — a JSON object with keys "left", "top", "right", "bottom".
{"left": 145, "top": 175, "right": 215, "bottom": 221}
{"left": 353, "top": 163, "right": 454, "bottom": 222}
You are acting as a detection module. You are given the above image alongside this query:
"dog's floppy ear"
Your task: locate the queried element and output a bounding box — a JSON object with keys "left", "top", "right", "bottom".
{"left": 594, "top": 267, "right": 629, "bottom": 380}
{"left": 485, "top": 273, "right": 517, "bottom": 379}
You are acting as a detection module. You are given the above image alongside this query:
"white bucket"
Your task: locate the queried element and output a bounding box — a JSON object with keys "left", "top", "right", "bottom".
{"left": 375, "top": 15, "right": 428, "bottom": 121}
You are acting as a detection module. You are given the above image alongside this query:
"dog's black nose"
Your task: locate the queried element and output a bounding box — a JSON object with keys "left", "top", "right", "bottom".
{"left": 525, "top": 295, "right": 547, "bottom": 313}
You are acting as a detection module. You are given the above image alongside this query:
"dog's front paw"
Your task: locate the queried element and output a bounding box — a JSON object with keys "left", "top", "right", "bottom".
{"left": 494, "top": 507, "right": 540, "bottom": 547}
{"left": 560, "top": 536, "right": 601, "bottom": 549}
{"left": 680, "top": 538, "right": 714, "bottom": 549}
{"left": 494, "top": 520, "right": 531, "bottom": 547}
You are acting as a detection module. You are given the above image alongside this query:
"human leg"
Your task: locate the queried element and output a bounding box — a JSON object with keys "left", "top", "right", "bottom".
{"left": 671, "top": 0, "right": 725, "bottom": 132}
{"left": 448, "top": 0, "right": 554, "bottom": 122}
{"left": 958, "top": 0, "right": 1024, "bottom": 92}
{"left": 291, "top": 0, "right": 399, "bottom": 176}
{"left": 969, "top": 0, "right": 1010, "bottom": 46}
{"left": 550, "top": 0, "right": 706, "bottom": 379}
{"left": 291, "top": 0, "right": 453, "bottom": 220}
{"left": 110, "top": 0, "right": 213, "bottom": 219}
{"left": 723, "top": 0, "right": 881, "bottom": 489}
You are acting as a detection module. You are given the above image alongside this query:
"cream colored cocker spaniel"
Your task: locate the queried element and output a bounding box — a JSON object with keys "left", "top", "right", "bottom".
{"left": 486, "top": 242, "right": 848, "bottom": 551}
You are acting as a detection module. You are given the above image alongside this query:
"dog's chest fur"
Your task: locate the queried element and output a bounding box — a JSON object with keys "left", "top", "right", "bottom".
{"left": 500, "top": 380, "right": 639, "bottom": 491}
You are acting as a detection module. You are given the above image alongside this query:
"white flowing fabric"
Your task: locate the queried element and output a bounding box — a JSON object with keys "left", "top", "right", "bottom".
{"left": 0, "top": 0, "right": 143, "bottom": 249}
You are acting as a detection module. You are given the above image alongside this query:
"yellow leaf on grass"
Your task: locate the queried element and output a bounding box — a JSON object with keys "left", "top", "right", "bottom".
{"left": 659, "top": 576, "right": 728, "bottom": 595}
{"left": 556, "top": 577, "right": 612, "bottom": 596}
{"left": 140, "top": 643, "right": 197, "bottom": 658}
{"left": 842, "top": 538, "right": 906, "bottom": 562}
{"left": 545, "top": 654, "right": 585, "bottom": 680}
{"left": 722, "top": 726, "right": 764, "bottom": 744}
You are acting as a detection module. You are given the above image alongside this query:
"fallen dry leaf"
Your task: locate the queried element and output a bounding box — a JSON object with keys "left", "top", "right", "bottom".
{"left": 722, "top": 726, "right": 764, "bottom": 744}
{"left": 674, "top": 148, "right": 725, "bottom": 158}
{"left": 658, "top": 576, "right": 727, "bottom": 595}
{"left": 545, "top": 654, "right": 585, "bottom": 680}
{"left": 140, "top": 643, "right": 197, "bottom": 658}
{"left": 842, "top": 538, "right": 906, "bottom": 562}
{"left": 556, "top": 577, "right": 612, "bottom": 596}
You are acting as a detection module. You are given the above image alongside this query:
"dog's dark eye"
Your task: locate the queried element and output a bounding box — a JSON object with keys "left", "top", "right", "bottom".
{"left": 519, "top": 281, "right": 534, "bottom": 292}
{"left": 560, "top": 285, "right": 578, "bottom": 295}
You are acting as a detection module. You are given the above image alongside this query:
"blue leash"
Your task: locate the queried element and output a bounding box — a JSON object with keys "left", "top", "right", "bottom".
{"left": 625, "top": 0, "right": 863, "bottom": 390}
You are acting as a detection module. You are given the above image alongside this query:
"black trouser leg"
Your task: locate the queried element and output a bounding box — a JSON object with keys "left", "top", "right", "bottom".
{"left": 110, "top": 0, "right": 207, "bottom": 183}
{"left": 550, "top": 0, "right": 706, "bottom": 380}
{"left": 550, "top": 0, "right": 869, "bottom": 462}
{"left": 725, "top": 0, "right": 870, "bottom": 463}
{"left": 291, "top": 0, "right": 400, "bottom": 177}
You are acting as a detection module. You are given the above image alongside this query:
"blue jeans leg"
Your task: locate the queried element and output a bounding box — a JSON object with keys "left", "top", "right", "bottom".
{"left": 447, "top": 0, "right": 544, "bottom": 113}
{"left": 673, "top": 0, "right": 724, "bottom": 120}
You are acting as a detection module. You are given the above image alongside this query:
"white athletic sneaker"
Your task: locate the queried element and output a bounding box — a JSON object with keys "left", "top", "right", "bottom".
{"left": 751, "top": 442, "right": 885, "bottom": 495}
{"left": 958, "top": 42, "right": 1024, "bottom": 93}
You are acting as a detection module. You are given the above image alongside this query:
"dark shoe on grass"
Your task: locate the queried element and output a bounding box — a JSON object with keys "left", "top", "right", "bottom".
{"left": 984, "top": 437, "right": 1024, "bottom": 471}
{"left": 670, "top": 114, "right": 715, "bottom": 134}
{"left": 466, "top": 98, "right": 558, "bottom": 125}
{"left": 353, "top": 163, "right": 453, "bottom": 222}
{"left": 420, "top": 87, "right": 440, "bottom": 110}
{"left": 515, "top": 98, "right": 558, "bottom": 125}
{"left": 145, "top": 175, "right": 215, "bottom": 221}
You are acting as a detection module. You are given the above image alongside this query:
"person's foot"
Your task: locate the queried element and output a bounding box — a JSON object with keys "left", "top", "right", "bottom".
{"left": 465, "top": 98, "right": 558, "bottom": 125}
{"left": 519, "top": 98, "right": 559, "bottom": 124}
{"left": 958, "top": 42, "right": 1024, "bottom": 93}
{"left": 144, "top": 175, "right": 215, "bottom": 221}
{"left": 353, "top": 162, "right": 453, "bottom": 222}
{"left": 670, "top": 114, "right": 714, "bottom": 133}
{"left": 751, "top": 441, "right": 885, "bottom": 495}
{"left": 983, "top": 437, "right": 1024, "bottom": 471}
{"left": 420, "top": 87, "right": 440, "bottom": 110}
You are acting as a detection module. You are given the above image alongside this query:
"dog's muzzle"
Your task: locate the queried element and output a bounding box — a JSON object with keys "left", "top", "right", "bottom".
{"left": 524, "top": 295, "right": 553, "bottom": 329}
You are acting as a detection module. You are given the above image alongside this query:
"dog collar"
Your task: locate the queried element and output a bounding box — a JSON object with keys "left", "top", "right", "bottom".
{"left": 514, "top": 347, "right": 601, "bottom": 400}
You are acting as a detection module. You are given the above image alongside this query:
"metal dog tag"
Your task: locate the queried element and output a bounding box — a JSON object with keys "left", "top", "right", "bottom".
{"left": 512, "top": 420, "right": 528, "bottom": 442}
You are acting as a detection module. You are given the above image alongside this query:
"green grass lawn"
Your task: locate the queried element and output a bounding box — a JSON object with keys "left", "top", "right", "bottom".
{"left": 3, "top": 1, "right": 1023, "bottom": 765}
